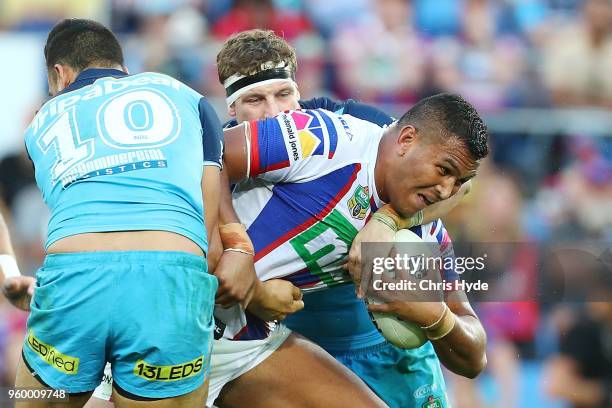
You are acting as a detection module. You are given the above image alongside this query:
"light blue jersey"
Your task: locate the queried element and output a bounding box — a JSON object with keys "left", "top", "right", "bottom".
{"left": 21, "top": 68, "right": 221, "bottom": 397}
{"left": 24, "top": 69, "right": 223, "bottom": 252}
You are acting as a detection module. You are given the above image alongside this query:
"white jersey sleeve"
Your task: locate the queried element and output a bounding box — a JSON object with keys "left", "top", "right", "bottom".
{"left": 246, "top": 109, "right": 382, "bottom": 183}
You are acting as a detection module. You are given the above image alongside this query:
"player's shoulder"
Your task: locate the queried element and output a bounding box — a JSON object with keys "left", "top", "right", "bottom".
{"left": 224, "top": 118, "right": 239, "bottom": 129}
{"left": 299, "top": 96, "right": 344, "bottom": 112}
{"left": 127, "top": 72, "right": 202, "bottom": 98}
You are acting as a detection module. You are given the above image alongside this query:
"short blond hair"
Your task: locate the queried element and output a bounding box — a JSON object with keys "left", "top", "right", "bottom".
{"left": 216, "top": 29, "right": 297, "bottom": 84}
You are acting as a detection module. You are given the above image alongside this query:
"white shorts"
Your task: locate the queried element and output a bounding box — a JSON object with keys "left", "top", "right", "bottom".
{"left": 91, "top": 324, "right": 292, "bottom": 407}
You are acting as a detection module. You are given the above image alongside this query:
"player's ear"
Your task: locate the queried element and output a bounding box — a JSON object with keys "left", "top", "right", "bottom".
{"left": 396, "top": 125, "right": 417, "bottom": 156}
{"left": 53, "top": 64, "right": 76, "bottom": 92}
{"left": 228, "top": 103, "right": 237, "bottom": 118}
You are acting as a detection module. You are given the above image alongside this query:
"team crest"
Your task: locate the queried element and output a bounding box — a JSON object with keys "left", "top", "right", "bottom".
{"left": 422, "top": 396, "right": 443, "bottom": 408}
{"left": 347, "top": 185, "right": 369, "bottom": 220}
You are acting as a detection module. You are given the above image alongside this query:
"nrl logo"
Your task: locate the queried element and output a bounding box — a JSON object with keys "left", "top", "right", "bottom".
{"left": 422, "top": 395, "right": 443, "bottom": 408}
{"left": 347, "top": 185, "right": 369, "bottom": 220}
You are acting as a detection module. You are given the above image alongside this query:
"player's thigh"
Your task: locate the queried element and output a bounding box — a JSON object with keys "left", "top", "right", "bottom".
{"left": 334, "top": 341, "right": 450, "bottom": 408}
{"left": 15, "top": 356, "right": 92, "bottom": 408}
{"left": 110, "top": 378, "right": 208, "bottom": 408}
{"left": 110, "top": 252, "right": 216, "bottom": 400}
{"left": 216, "top": 333, "right": 386, "bottom": 408}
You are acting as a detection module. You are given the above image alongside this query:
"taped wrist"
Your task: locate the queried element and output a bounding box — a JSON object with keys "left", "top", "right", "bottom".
{"left": 219, "top": 223, "right": 254, "bottom": 256}
{"left": 0, "top": 254, "right": 21, "bottom": 279}
{"left": 421, "top": 303, "right": 456, "bottom": 341}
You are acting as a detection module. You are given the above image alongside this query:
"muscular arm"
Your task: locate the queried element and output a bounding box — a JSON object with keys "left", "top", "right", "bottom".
{"left": 222, "top": 123, "right": 249, "bottom": 183}
{"left": 0, "top": 212, "right": 35, "bottom": 311}
{"left": 369, "top": 291, "right": 487, "bottom": 378}
{"left": 217, "top": 123, "right": 303, "bottom": 317}
{"left": 220, "top": 167, "right": 240, "bottom": 225}
{"left": 431, "top": 291, "right": 487, "bottom": 378}
{"left": 0, "top": 214, "right": 16, "bottom": 286}
{"left": 202, "top": 166, "right": 221, "bottom": 269}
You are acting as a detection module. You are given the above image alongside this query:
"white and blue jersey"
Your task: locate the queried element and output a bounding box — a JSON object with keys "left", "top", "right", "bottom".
{"left": 216, "top": 107, "right": 458, "bottom": 342}
{"left": 219, "top": 100, "right": 454, "bottom": 406}
{"left": 24, "top": 69, "right": 223, "bottom": 252}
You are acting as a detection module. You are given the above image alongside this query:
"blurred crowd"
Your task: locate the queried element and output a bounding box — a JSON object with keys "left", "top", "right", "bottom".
{"left": 0, "top": 0, "right": 610, "bottom": 407}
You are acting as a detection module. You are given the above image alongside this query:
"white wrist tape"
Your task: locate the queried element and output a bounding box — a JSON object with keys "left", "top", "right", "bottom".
{"left": 0, "top": 254, "right": 21, "bottom": 279}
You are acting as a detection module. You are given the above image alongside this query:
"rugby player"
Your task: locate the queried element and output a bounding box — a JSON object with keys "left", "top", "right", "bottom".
{"left": 92, "top": 95, "right": 485, "bottom": 407}
{"left": 91, "top": 31, "right": 488, "bottom": 408}
{"left": 212, "top": 30, "right": 488, "bottom": 407}
{"left": 209, "top": 93, "right": 488, "bottom": 408}
{"left": 15, "top": 19, "right": 225, "bottom": 407}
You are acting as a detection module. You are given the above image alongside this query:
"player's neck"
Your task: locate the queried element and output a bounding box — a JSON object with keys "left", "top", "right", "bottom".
{"left": 374, "top": 136, "right": 391, "bottom": 203}
{"left": 80, "top": 63, "right": 127, "bottom": 75}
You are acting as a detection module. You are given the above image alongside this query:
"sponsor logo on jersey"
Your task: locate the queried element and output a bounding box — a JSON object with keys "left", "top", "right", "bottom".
{"left": 289, "top": 209, "right": 358, "bottom": 287}
{"left": 338, "top": 116, "right": 353, "bottom": 141}
{"left": 282, "top": 111, "right": 326, "bottom": 160}
{"left": 414, "top": 383, "right": 438, "bottom": 399}
{"left": 27, "top": 330, "right": 80, "bottom": 374}
{"left": 422, "top": 395, "right": 443, "bottom": 408}
{"left": 347, "top": 185, "right": 370, "bottom": 220}
{"left": 61, "top": 148, "right": 168, "bottom": 187}
{"left": 134, "top": 355, "right": 204, "bottom": 382}
{"left": 281, "top": 113, "right": 300, "bottom": 161}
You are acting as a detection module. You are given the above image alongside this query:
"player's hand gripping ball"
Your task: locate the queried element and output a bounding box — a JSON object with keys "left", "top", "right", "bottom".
{"left": 366, "top": 229, "right": 438, "bottom": 349}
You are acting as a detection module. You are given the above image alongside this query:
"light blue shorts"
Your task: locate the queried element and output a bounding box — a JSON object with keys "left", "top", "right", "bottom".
{"left": 22, "top": 251, "right": 217, "bottom": 398}
{"left": 331, "top": 341, "right": 450, "bottom": 408}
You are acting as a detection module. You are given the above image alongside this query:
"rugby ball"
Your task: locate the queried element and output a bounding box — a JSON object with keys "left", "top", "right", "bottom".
{"left": 367, "top": 229, "right": 429, "bottom": 349}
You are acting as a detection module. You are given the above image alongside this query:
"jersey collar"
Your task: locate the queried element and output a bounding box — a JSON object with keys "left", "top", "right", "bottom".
{"left": 59, "top": 68, "right": 128, "bottom": 95}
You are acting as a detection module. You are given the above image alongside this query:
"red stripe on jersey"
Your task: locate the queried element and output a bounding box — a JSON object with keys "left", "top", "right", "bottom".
{"left": 254, "top": 163, "right": 361, "bottom": 262}
{"left": 249, "top": 120, "right": 261, "bottom": 177}
{"left": 263, "top": 160, "right": 290, "bottom": 173}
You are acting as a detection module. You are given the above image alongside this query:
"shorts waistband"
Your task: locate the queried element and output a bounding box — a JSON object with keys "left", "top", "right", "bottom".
{"left": 43, "top": 251, "right": 206, "bottom": 270}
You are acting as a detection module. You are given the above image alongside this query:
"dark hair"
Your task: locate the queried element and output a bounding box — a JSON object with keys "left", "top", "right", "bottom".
{"left": 216, "top": 29, "right": 297, "bottom": 84}
{"left": 397, "top": 93, "right": 489, "bottom": 160}
{"left": 44, "top": 19, "right": 124, "bottom": 71}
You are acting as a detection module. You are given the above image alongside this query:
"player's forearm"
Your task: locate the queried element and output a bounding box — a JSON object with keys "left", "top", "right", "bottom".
{"left": 431, "top": 314, "right": 487, "bottom": 378}
{"left": 0, "top": 215, "right": 15, "bottom": 255}
{"left": 0, "top": 214, "right": 17, "bottom": 286}
{"left": 220, "top": 167, "right": 241, "bottom": 224}
{"left": 202, "top": 166, "right": 221, "bottom": 242}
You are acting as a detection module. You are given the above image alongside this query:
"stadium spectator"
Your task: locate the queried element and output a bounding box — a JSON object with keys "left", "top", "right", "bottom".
{"left": 211, "top": 0, "right": 314, "bottom": 41}
{"left": 330, "top": 0, "right": 427, "bottom": 104}
{"left": 543, "top": 251, "right": 612, "bottom": 408}
{"left": 541, "top": 0, "right": 612, "bottom": 108}
{"left": 428, "top": 0, "right": 529, "bottom": 111}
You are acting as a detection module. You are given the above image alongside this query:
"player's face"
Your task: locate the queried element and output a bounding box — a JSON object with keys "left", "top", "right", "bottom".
{"left": 386, "top": 126, "right": 478, "bottom": 217}
{"left": 230, "top": 81, "right": 300, "bottom": 123}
